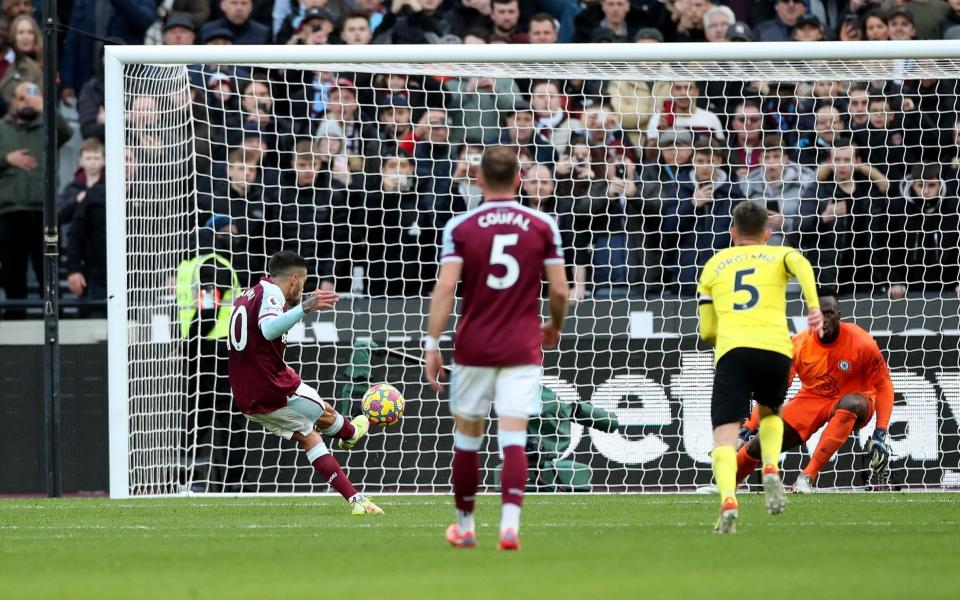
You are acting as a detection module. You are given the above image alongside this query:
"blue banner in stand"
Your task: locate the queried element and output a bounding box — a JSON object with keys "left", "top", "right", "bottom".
{"left": 287, "top": 335, "right": 960, "bottom": 492}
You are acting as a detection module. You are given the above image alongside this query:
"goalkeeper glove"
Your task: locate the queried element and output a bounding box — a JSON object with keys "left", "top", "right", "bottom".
{"left": 736, "top": 425, "right": 756, "bottom": 451}
{"left": 865, "top": 428, "right": 891, "bottom": 486}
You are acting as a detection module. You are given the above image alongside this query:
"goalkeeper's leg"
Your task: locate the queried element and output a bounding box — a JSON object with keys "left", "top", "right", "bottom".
{"left": 801, "top": 393, "right": 871, "bottom": 482}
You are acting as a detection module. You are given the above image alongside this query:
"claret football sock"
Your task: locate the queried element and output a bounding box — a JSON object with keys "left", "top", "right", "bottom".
{"left": 500, "top": 445, "right": 527, "bottom": 535}
{"left": 452, "top": 447, "right": 480, "bottom": 532}
{"left": 321, "top": 413, "right": 356, "bottom": 440}
{"left": 310, "top": 451, "right": 358, "bottom": 501}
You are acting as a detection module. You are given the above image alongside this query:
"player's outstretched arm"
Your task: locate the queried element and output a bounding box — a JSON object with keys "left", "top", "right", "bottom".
{"left": 784, "top": 250, "right": 822, "bottom": 334}
{"left": 260, "top": 290, "right": 339, "bottom": 341}
{"left": 424, "top": 262, "right": 462, "bottom": 391}
{"left": 542, "top": 263, "right": 568, "bottom": 349}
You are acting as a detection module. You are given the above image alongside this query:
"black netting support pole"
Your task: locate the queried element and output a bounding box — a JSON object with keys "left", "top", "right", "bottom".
{"left": 42, "top": 0, "right": 62, "bottom": 498}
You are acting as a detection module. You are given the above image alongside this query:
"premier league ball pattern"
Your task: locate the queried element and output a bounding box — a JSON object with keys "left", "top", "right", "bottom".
{"left": 361, "top": 383, "right": 405, "bottom": 426}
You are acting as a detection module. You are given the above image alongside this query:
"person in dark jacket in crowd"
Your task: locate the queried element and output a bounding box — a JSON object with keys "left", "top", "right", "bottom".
{"left": 886, "top": 163, "right": 960, "bottom": 299}
{"left": 0, "top": 82, "right": 71, "bottom": 317}
{"left": 200, "top": 0, "right": 271, "bottom": 44}
{"left": 662, "top": 137, "right": 743, "bottom": 296}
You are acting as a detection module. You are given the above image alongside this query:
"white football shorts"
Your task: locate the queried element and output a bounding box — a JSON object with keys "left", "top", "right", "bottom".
{"left": 246, "top": 382, "right": 327, "bottom": 439}
{"left": 449, "top": 364, "right": 542, "bottom": 420}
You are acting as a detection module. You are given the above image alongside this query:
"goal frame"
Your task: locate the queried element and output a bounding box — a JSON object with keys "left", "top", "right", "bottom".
{"left": 105, "top": 40, "right": 960, "bottom": 499}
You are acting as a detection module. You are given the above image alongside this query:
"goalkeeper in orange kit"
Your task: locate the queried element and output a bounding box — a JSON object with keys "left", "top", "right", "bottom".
{"left": 736, "top": 296, "right": 894, "bottom": 491}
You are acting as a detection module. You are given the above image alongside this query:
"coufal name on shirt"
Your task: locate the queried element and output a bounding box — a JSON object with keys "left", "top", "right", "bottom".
{"left": 477, "top": 211, "right": 531, "bottom": 231}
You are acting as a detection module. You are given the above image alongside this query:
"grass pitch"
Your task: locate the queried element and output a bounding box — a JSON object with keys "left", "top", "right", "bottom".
{"left": 0, "top": 494, "right": 957, "bottom": 599}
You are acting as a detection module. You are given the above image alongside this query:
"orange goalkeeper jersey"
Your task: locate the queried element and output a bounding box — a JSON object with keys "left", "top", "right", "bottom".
{"left": 790, "top": 322, "right": 894, "bottom": 430}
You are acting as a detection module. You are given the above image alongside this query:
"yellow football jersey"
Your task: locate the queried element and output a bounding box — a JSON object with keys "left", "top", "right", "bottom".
{"left": 697, "top": 244, "right": 818, "bottom": 362}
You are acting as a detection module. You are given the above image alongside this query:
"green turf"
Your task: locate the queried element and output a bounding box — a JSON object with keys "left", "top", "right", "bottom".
{"left": 0, "top": 494, "right": 957, "bottom": 599}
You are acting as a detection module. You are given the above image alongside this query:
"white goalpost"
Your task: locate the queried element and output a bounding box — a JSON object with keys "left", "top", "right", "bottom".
{"left": 105, "top": 42, "right": 960, "bottom": 498}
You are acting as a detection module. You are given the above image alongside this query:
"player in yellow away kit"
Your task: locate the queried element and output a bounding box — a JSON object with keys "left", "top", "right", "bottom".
{"left": 697, "top": 201, "right": 823, "bottom": 534}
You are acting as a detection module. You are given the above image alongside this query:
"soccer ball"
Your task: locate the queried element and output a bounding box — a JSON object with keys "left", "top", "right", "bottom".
{"left": 361, "top": 383, "right": 405, "bottom": 426}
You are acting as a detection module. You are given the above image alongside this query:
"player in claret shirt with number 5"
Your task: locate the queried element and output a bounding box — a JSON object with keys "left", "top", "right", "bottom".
{"left": 424, "top": 146, "right": 569, "bottom": 551}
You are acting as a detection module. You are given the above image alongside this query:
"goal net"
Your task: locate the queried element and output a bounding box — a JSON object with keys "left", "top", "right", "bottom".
{"left": 105, "top": 43, "right": 960, "bottom": 497}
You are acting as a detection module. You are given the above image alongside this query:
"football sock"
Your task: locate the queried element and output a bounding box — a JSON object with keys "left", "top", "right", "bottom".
{"left": 500, "top": 431, "right": 528, "bottom": 534}
{"left": 735, "top": 444, "right": 760, "bottom": 484}
{"left": 320, "top": 413, "right": 356, "bottom": 441}
{"left": 307, "top": 444, "right": 358, "bottom": 501}
{"left": 452, "top": 432, "right": 481, "bottom": 533}
{"left": 712, "top": 445, "right": 737, "bottom": 505}
{"left": 803, "top": 409, "right": 857, "bottom": 479}
{"left": 758, "top": 414, "right": 784, "bottom": 471}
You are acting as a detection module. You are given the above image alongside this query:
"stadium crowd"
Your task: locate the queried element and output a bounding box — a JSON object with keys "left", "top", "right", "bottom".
{"left": 1, "top": 0, "right": 959, "bottom": 317}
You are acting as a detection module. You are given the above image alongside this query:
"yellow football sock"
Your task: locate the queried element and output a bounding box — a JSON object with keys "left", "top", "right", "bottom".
{"left": 712, "top": 445, "right": 737, "bottom": 503}
{"left": 759, "top": 414, "right": 784, "bottom": 470}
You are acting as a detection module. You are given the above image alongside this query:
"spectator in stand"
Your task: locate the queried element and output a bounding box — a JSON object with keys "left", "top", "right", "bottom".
{"left": 846, "top": 83, "right": 870, "bottom": 132}
{"left": 231, "top": 77, "right": 294, "bottom": 168}
{"left": 380, "top": 0, "right": 460, "bottom": 44}
{"left": 805, "top": 140, "right": 891, "bottom": 293}
{"left": 499, "top": 101, "right": 556, "bottom": 166}
{"left": 646, "top": 80, "right": 725, "bottom": 145}
{"left": 201, "top": 147, "right": 268, "bottom": 285}
{"left": 201, "top": 0, "right": 271, "bottom": 45}
{"left": 574, "top": 0, "right": 665, "bottom": 43}
{"left": 361, "top": 154, "right": 432, "bottom": 296}
{"left": 269, "top": 139, "right": 351, "bottom": 291}
{"left": 414, "top": 107, "right": 456, "bottom": 203}
{"left": 340, "top": 11, "right": 373, "bottom": 44}
{"left": 945, "top": 0, "right": 960, "bottom": 36}
{"left": 528, "top": 12, "right": 559, "bottom": 43}
{"left": 0, "top": 14, "right": 39, "bottom": 108}
{"left": 163, "top": 13, "right": 198, "bottom": 45}
{"left": 726, "top": 20, "right": 754, "bottom": 41}
{"left": 703, "top": 4, "right": 735, "bottom": 42}
{"left": 853, "top": 94, "right": 912, "bottom": 181}
{"left": 363, "top": 94, "right": 415, "bottom": 171}
{"left": 662, "top": 137, "right": 743, "bottom": 296}
{"left": 887, "top": 6, "right": 917, "bottom": 40}
{"left": 755, "top": 0, "right": 806, "bottom": 41}
{"left": 797, "top": 103, "right": 847, "bottom": 166}
{"left": 1, "top": 0, "right": 32, "bottom": 20}
{"left": 672, "top": 0, "right": 712, "bottom": 42}
{"left": 444, "top": 74, "right": 521, "bottom": 144}
{"left": 521, "top": 162, "right": 578, "bottom": 296}
{"left": 608, "top": 69, "right": 656, "bottom": 148}
{"left": 530, "top": 80, "right": 582, "bottom": 157}
{"left": 65, "top": 141, "right": 109, "bottom": 311}
{"left": 861, "top": 7, "right": 889, "bottom": 40}
{"left": 570, "top": 151, "right": 641, "bottom": 296}
{"left": 285, "top": 6, "right": 337, "bottom": 44}
{"left": 441, "top": 143, "right": 484, "bottom": 218}
{"left": 636, "top": 130, "right": 693, "bottom": 293}
{"left": 0, "top": 82, "right": 71, "bottom": 317}
{"left": 61, "top": 0, "right": 155, "bottom": 102}
{"left": 59, "top": 138, "right": 105, "bottom": 228}
{"left": 275, "top": 0, "right": 347, "bottom": 43}
{"left": 8, "top": 14, "right": 39, "bottom": 63}
{"left": 316, "top": 79, "right": 365, "bottom": 169}
{"left": 887, "top": 163, "right": 960, "bottom": 299}
{"left": 837, "top": 12, "right": 861, "bottom": 41}
{"left": 581, "top": 104, "right": 630, "bottom": 157}
{"left": 740, "top": 134, "right": 817, "bottom": 248}
{"left": 489, "top": 0, "right": 527, "bottom": 43}
{"left": 444, "top": 0, "right": 493, "bottom": 39}
{"left": 793, "top": 13, "right": 826, "bottom": 40}
{"left": 884, "top": 0, "right": 948, "bottom": 40}
{"left": 727, "top": 98, "right": 765, "bottom": 181}
{"left": 461, "top": 26, "right": 491, "bottom": 43}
